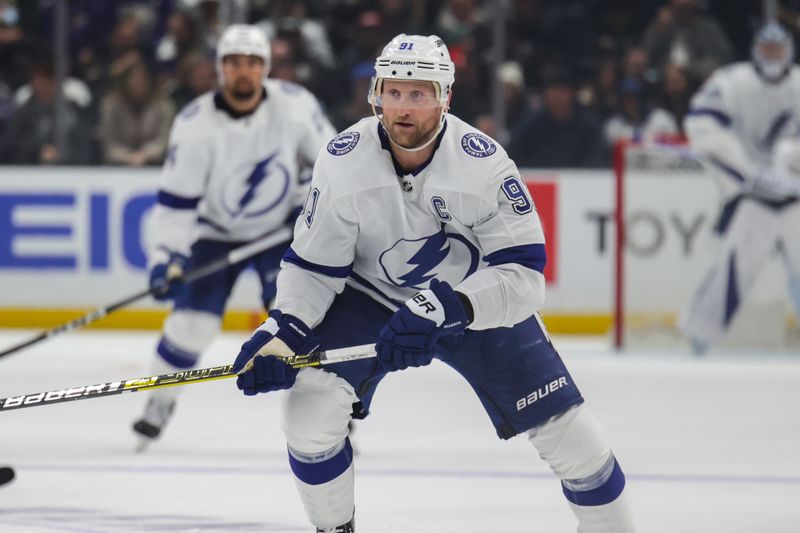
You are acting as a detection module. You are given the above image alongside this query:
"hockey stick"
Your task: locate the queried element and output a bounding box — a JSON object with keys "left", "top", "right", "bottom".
{"left": 0, "top": 343, "right": 375, "bottom": 412}
{"left": 0, "top": 227, "right": 294, "bottom": 359}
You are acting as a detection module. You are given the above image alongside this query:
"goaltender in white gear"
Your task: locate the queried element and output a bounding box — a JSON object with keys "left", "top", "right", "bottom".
{"left": 240, "top": 34, "right": 636, "bottom": 533}
{"left": 679, "top": 21, "right": 800, "bottom": 353}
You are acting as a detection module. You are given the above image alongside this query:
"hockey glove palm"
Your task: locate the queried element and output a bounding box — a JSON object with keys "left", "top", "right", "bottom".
{"left": 376, "top": 279, "right": 470, "bottom": 371}
{"left": 150, "top": 253, "right": 189, "bottom": 301}
{"left": 232, "top": 311, "right": 320, "bottom": 395}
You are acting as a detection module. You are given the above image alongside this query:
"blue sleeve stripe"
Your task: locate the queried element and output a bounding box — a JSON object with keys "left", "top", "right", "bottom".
{"left": 686, "top": 108, "right": 731, "bottom": 127}
{"left": 283, "top": 247, "right": 353, "bottom": 278}
{"left": 707, "top": 156, "right": 746, "bottom": 183}
{"left": 483, "top": 243, "right": 546, "bottom": 273}
{"left": 157, "top": 190, "right": 200, "bottom": 209}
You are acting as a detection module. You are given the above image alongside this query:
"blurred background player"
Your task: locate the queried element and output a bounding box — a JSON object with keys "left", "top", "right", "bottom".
{"left": 231, "top": 34, "right": 635, "bottom": 533}
{"left": 132, "top": 24, "right": 336, "bottom": 446}
{"left": 679, "top": 20, "right": 800, "bottom": 354}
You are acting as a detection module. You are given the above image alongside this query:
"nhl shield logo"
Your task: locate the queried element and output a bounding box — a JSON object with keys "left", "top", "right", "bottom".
{"left": 461, "top": 132, "right": 497, "bottom": 158}
{"left": 327, "top": 132, "right": 361, "bottom": 156}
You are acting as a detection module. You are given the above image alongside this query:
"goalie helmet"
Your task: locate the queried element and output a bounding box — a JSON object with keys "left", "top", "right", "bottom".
{"left": 368, "top": 34, "right": 455, "bottom": 109}
{"left": 216, "top": 24, "right": 271, "bottom": 81}
{"left": 752, "top": 21, "right": 794, "bottom": 83}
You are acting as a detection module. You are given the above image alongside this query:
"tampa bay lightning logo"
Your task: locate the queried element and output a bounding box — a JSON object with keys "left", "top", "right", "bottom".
{"left": 379, "top": 227, "right": 480, "bottom": 289}
{"left": 222, "top": 152, "right": 290, "bottom": 219}
{"left": 461, "top": 132, "right": 497, "bottom": 158}
{"left": 327, "top": 131, "right": 360, "bottom": 156}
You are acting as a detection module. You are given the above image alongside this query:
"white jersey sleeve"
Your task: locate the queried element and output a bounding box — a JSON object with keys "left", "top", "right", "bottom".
{"left": 146, "top": 101, "right": 213, "bottom": 266}
{"left": 455, "top": 159, "right": 546, "bottom": 330}
{"left": 289, "top": 83, "right": 338, "bottom": 210}
{"left": 685, "top": 66, "right": 757, "bottom": 195}
{"left": 274, "top": 154, "right": 358, "bottom": 327}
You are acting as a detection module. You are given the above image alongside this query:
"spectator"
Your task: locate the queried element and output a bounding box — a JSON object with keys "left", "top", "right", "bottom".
{"left": 156, "top": 8, "right": 203, "bottom": 81}
{"left": 641, "top": 0, "right": 733, "bottom": 82}
{"left": 169, "top": 50, "right": 216, "bottom": 111}
{"left": 507, "top": 67, "right": 607, "bottom": 168}
{"left": 98, "top": 60, "right": 174, "bottom": 166}
{"left": 0, "top": 61, "right": 91, "bottom": 164}
{"left": 603, "top": 77, "right": 679, "bottom": 146}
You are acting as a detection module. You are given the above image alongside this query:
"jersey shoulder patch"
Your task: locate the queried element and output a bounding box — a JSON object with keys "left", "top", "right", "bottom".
{"left": 460, "top": 131, "right": 497, "bottom": 158}
{"left": 327, "top": 131, "right": 361, "bottom": 156}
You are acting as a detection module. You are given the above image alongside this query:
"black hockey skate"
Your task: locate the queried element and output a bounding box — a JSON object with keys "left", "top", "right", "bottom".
{"left": 132, "top": 397, "right": 175, "bottom": 451}
{"left": 316, "top": 515, "right": 354, "bottom": 532}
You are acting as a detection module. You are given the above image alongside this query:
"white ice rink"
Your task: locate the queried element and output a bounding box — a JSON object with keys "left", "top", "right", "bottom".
{"left": 0, "top": 328, "right": 799, "bottom": 532}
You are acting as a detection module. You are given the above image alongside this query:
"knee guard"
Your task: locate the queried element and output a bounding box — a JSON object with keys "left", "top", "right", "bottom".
{"left": 158, "top": 310, "right": 221, "bottom": 369}
{"left": 282, "top": 368, "right": 358, "bottom": 529}
{"left": 528, "top": 404, "right": 625, "bottom": 505}
{"left": 281, "top": 368, "right": 357, "bottom": 454}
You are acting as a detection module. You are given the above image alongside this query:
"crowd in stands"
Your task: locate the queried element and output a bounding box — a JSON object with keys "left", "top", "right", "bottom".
{"left": 0, "top": 0, "right": 790, "bottom": 167}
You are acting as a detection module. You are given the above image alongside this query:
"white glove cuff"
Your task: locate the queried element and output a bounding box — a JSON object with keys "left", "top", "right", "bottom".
{"left": 405, "top": 290, "right": 445, "bottom": 326}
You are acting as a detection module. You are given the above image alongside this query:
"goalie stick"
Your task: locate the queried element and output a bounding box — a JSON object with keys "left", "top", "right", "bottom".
{"left": 0, "top": 227, "right": 293, "bottom": 359}
{"left": 0, "top": 343, "right": 375, "bottom": 412}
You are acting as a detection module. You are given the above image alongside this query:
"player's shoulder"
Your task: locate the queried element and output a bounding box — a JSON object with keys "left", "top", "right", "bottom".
{"left": 316, "top": 117, "right": 385, "bottom": 193}
{"left": 265, "top": 79, "right": 320, "bottom": 107}
{"left": 170, "top": 92, "right": 217, "bottom": 140}
{"left": 435, "top": 115, "right": 514, "bottom": 189}
{"left": 708, "top": 62, "right": 757, "bottom": 86}
{"left": 319, "top": 116, "right": 377, "bottom": 161}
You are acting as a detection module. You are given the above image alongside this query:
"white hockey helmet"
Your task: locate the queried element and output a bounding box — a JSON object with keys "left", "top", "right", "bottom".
{"left": 216, "top": 24, "right": 271, "bottom": 81}
{"left": 368, "top": 33, "right": 455, "bottom": 109}
{"left": 752, "top": 21, "right": 794, "bottom": 82}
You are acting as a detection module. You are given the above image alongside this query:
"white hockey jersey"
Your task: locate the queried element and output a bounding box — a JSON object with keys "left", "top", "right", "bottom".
{"left": 275, "top": 115, "right": 547, "bottom": 331}
{"left": 147, "top": 79, "right": 337, "bottom": 266}
{"left": 685, "top": 62, "right": 800, "bottom": 201}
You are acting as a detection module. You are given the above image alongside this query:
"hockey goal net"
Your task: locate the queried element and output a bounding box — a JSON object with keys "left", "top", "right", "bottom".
{"left": 612, "top": 138, "right": 799, "bottom": 351}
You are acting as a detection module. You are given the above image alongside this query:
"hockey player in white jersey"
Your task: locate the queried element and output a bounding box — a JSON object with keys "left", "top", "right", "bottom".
{"left": 132, "top": 24, "right": 336, "bottom": 444}
{"left": 679, "top": 21, "right": 800, "bottom": 354}
{"left": 229, "top": 34, "right": 636, "bottom": 533}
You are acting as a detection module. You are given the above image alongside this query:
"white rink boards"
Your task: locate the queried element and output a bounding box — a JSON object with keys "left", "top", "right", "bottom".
{"left": 0, "top": 329, "right": 799, "bottom": 532}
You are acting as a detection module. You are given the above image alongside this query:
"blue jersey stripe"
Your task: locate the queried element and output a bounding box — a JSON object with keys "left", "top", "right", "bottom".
{"left": 707, "top": 157, "right": 746, "bottom": 183}
{"left": 157, "top": 190, "right": 200, "bottom": 209}
{"left": 484, "top": 243, "right": 546, "bottom": 273}
{"left": 283, "top": 247, "right": 353, "bottom": 278}
{"left": 687, "top": 108, "right": 732, "bottom": 127}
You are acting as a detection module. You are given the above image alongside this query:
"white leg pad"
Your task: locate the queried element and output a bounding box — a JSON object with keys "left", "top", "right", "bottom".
{"left": 162, "top": 309, "right": 221, "bottom": 355}
{"left": 528, "top": 404, "right": 610, "bottom": 479}
{"left": 281, "top": 368, "right": 358, "bottom": 529}
{"left": 281, "top": 368, "right": 357, "bottom": 454}
{"left": 152, "top": 310, "right": 221, "bottom": 403}
{"left": 528, "top": 404, "right": 636, "bottom": 533}
{"left": 292, "top": 449, "right": 355, "bottom": 529}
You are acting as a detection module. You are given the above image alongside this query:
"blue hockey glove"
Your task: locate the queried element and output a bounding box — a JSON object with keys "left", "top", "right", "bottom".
{"left": 149, "top": 253, "right": 189, "bottom": 301}
{"left": 376, "top": 279, "right": 470, "bottom": 371}
{"left": 232, "top": 310, "right": 321, "bottom": 396}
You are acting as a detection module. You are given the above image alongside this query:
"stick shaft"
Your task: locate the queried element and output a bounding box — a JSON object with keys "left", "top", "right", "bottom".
{"left": 0, "top": 343, "right": 375, "bottom": 412}
{"left": 0, "top": 228, "right": 293, "bottom": 359}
